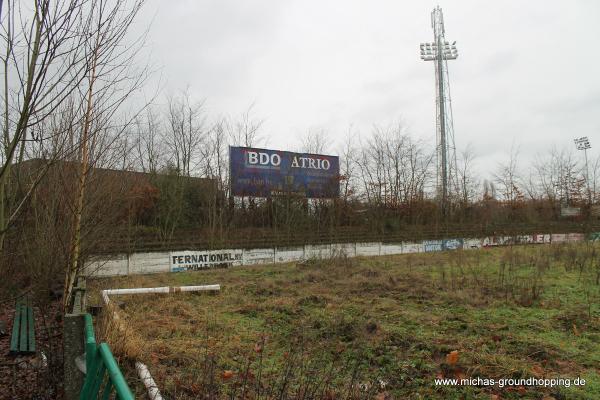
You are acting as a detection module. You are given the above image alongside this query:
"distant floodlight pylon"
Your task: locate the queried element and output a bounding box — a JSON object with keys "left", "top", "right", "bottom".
{"left": 574, "top": 136, "right": 592, "bottom": 205}
{"left": 420, "top": 6, "right": 459, "bottom": 216}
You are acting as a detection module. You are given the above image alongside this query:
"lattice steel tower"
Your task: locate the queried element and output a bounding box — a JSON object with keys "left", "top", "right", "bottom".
{"left": 420, "top": 6, "right": 459, "bottom": 216}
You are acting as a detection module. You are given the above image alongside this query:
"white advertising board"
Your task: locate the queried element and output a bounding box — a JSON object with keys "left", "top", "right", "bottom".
{"left": 515, "top": 235, "right": 534, "bottom": 244}
{"left": 355, "top": 242, "right": 380, "bottom": 256}
{"left": 463, "top": 238, "right": 482, "bottom": 249}
{"left": 551, "top": 234, "right": 567, "bottom": 244}
{"left": 305, "top": 244, "right": 331, "bottom": 259}
{"left": 533, "top": 234, "right": 551, "bottom": 244}
{"left": 275, "top": 246, "right": 305, "bottom": 263}
{"left": 84, "top": 254, "right": 128, "bottom": 276}
{"left": 242, "top": 248, "right": 274, "bottom": 265}
{"left": 401, "top": 242, "right": 424, "bottom": 253}
{"left": 498, "top": 236, "right": 515, "bottom": 245}
{"left": 380, "top": 243, "right": 403, "bottom": 255}
{"left": 482, "top": 236, "right": 501, "bottom": 247}
{"left": 170, "top": 249, "right": 243, "bottom": 272}
{"left": 331, "top": 243, "right": 356, "bottom": 257}
{"left": 561, "top": 207, "right": 581, "bottom": 217}
{"left": 567, "top": 233, "right": 584, "bottom": 242}
{"left": 423, "top": 240, "right": 443, "bottom": 252}
{"left": 129, "top": 252, "right": 170, "bottom": 274}
{"left": 443, "top": 238, "right": 463, "bottom": 250}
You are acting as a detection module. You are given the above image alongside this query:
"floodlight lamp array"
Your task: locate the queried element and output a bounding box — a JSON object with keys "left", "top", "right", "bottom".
{"left": 574, "top": 137, "right": 591, "bottom": 150}
{"left": 420, "top": 42, "right": 458, "bottom": 61}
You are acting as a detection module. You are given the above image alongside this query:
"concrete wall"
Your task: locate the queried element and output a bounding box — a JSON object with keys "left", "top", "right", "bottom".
{"left": 423, "top": 240, "right": 443, "bottom": 252}
{"left": 82, "top": 232, "right": 595, "bottom": 277}
{"left": 130, "top": 252, "right": 170, "bottom": 275}
{"left": 304, "top": 244, "right": 332, "bottom": 259}
{"left": 355, "top": 242, "right": 380, "bottom": 257}
{"left": 243, "top": 248, "right": 276, "bottom": 265}
{"left": 275, "top": 246, "right": 304, "bottom": 263}
{"left": 85, "top": 254, "right": 129, "bottom": 277}
{"left": 381, "top": 243, "right": 403, "bottom": 255}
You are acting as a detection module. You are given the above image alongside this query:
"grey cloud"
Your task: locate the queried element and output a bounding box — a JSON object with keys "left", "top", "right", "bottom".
{"left": 134, "top": 0, "right": 600, "bottom": 177}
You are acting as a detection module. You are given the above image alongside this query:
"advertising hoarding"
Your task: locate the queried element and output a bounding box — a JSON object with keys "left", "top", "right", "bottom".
{"left": 424, "top": 240, "right": 443, "bottom": 252}
{"left": 561, "top": 207, "right": 581, "bottom": 217}
{"left": 381, "top": 243, "right": 403, "bottom": 255}
{"left": 551, "top": 234, "right": 567, "bottom": 244}
{"left": 275, "top": 246, "right": 305, "bottom": 263}
{"left": 230, "top": 146, "right": 340, "bottom": 198}
{"left": 533, "top": 234, "right": 551, "bottom": 244}
{"left": 402, "top": 242, "right": 424, "bottom": 253}
{"left": 442, "top": 238, "right": 463, "bottom": 250}
{"left": 355, "top": 242, "right": 380, "bottom": 256}
{"left": 242, "top": 248, "right": 275, "bottom": 265}
{"left": 567, "top": 233, "right": 584, "bottom": 242}
{"left": 170, "top": 250, "right": 243, "bottom": 272}
{"left": 463, "top": 238, "right": 482, "bottom": 249}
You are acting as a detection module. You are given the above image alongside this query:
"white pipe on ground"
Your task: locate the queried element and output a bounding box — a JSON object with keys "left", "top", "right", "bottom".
{"left": 136, "top": 361, "right": 164, "bottom": 400}
{"left": 105, "top": 286, "right": 170, "bottom": 295}
{"left": 103, "top": 284, "right": 220, "bottom": 297}
{"left": 177, "top": 284, "right": 220, "bottom": 292}
{"left": 101, "top": 290, "right": 111, "bottom": 305}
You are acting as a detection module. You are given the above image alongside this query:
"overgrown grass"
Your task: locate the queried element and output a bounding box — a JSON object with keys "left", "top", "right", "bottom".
{"left": 89, "top": 243, "right": 600, "bottom": 399}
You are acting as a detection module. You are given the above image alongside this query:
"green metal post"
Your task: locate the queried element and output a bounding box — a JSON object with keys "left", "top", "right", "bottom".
{"left": 84, "top": 313, "right": 96, "bottom": 371}
{"left": 99, "top": 343, "right": 134, "bottom": 400}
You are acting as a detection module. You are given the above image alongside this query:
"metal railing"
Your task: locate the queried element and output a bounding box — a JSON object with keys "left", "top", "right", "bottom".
{"left": 89, "top": 222, "right": 600, "bottom": 254}
{"left": 79, "top": 314, "right": 134, "bottom": 400}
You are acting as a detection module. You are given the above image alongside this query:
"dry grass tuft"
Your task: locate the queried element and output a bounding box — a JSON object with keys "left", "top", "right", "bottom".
{"left": 98, "top": 302, "right": 145, "bottom": 360}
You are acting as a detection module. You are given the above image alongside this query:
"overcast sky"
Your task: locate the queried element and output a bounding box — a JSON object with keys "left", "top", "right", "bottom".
{"left": 135, "top": 0, "right": 600, "bottom": 177}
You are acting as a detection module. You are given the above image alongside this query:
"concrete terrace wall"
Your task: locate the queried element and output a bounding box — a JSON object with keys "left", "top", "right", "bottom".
{"left": 82, "top": 232, "right": 597, "bottom": 278}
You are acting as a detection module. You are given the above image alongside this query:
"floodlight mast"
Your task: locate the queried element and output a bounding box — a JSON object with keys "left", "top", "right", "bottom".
{"left": 574, "top": 137, "right": 592, "bottom": 205}
{"left": 420, "top": 6, "right": 459, "bottom": 217}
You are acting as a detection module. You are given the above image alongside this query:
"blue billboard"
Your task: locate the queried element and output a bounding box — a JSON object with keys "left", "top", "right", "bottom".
{"left": 229, "top": 146, "right": 340, "bottom": 198}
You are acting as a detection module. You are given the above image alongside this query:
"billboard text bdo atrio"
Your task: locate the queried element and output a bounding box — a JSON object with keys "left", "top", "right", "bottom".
{"left": 229, "top": 146, "right": 340, "bottom": 198}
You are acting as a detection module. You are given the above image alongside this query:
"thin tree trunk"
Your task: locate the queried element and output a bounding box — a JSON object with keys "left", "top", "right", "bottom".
{"left": 0, "top": 2, "right": 43, "bottom": 250}
{"left": 64, "top": 42, "right": 99, "bottom": 308}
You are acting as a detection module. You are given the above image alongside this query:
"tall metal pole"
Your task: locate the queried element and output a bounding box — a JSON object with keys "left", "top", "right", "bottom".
{"left": 436, "top": 32, "right": 448, "bottom": 214}
{"left": 420, "top": 7, "right": 458, "bottom": 217}
{"left": 574, "top": 137, "right": 592, "bottom": 206}
{"left": 584, "top": 147, "right": 591, "bottom": 205}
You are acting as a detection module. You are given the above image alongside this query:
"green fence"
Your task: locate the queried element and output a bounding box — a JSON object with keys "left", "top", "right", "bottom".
{"left": 79, "top": 314, "right": 134, "bottom": 400}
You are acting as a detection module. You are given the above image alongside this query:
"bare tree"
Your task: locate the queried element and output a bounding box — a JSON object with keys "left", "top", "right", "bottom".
{"left": 299, "top": 128, "right": 331, "bottom": 154}
{"left": 226, "top": 103, "right": 264, "bottom": 148}
{"left": 356, "top": 128, "right": 386, "bottom": 206}
{"left": 65, "top": 0, "right": 150, "bottom": 306}
{"left": 0, "top": 0, "right": 99, "bottom": 250}
{"left": 338, "top": 126, "right": 358, "bottom": 201}
{"left": 165, "top": 89, "right": 206, "bottom": 176}
{"left": 134, "top": 107, "right": 164, "bottom": 174}
{"left": 590, "top": 154, "right": 600, "bottom": 203}
{"left": 202, "top": 121, "right": 229, "bottom": 238}
{"left": 457, "top": 145, "right": 479, "bottom": 205}
{"left": 494, "top": 144, "right": 523, "bottom": 205}
{"left": 356, "top": 123, "right": 433, "bottom": 211}
{"left": 533, "top": 146, "right": 585, "bottom": 207}
{"left": 482, "top": 179, "right": 496, "bottom": 200}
